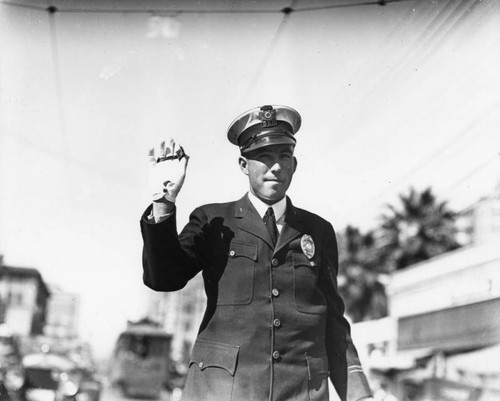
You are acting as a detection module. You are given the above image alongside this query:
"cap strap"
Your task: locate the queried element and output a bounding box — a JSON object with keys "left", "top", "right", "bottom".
{"left": 240, "top": 130, "right": 296, "bottom": 152}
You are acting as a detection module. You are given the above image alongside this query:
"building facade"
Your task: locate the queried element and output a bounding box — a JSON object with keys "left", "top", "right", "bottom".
{"left": 352, "top": 192, "right": 500, "bottom": 401}
{"left": 0, "top": 262, "right": 50, "bottom": 337}
{"left": 44, "top": 284, "right": 80, "bottom": 339}
{"left": 147, "top": 274, "right": 205, "bottom": 365}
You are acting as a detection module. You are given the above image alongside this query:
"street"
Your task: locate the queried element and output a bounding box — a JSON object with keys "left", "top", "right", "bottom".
{"left": 99, "top": 382, "right": 340, "bottom": 401}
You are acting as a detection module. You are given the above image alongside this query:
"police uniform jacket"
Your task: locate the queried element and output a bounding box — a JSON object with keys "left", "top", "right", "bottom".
{"left": 140, "top": 194, "right": 372, "bottom": 401}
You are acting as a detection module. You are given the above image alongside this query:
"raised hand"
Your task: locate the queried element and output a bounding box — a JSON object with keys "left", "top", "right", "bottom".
{"left": 147, "top": 138, "right": 189, "bottom": 203}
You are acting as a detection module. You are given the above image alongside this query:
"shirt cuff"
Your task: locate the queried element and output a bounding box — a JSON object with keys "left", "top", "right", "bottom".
{"left": 147, "top": 210, "right": 173, "bottom": 223}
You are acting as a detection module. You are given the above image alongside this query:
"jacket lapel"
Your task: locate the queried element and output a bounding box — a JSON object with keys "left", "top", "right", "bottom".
{"left": 274, "top": 197, "right": 304, "bottom": 255}
{"left": 235, "top": 194, "right": 274, "bottom": 249}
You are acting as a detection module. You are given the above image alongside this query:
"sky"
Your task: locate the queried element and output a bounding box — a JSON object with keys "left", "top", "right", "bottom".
{"left": 1, "top": 0, "right": 499, "bottom": 359}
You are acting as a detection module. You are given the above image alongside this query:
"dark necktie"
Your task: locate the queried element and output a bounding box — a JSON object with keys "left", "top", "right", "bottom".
{"left": 263, "top": 207, "right": 279, "bottom": 245}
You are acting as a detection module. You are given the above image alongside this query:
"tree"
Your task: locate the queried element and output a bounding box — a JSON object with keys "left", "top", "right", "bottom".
{"left": 338, "top": 187, "right": 460, "bottom": 322}
{"left": 337, "top": 225, "right": 388, "bottom": 322}
{"left": 378, "top": 186, "right": 460, "bottom": 272}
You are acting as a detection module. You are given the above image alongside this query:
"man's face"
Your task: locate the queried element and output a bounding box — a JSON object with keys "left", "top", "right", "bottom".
{"left": 239, "top": 144, "right": 297, "bottom": 205}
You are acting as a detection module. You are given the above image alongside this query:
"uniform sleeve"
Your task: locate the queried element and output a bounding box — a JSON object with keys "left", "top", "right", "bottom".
{"left": 140, "top": 204, "right": 210, "bottom": 292}
{"left": 320, "top": 222, "right": 373, "bottom": 401}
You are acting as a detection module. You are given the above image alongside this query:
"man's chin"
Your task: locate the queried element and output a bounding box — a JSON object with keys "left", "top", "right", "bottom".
{"left": 257, "top": 192, "right": 285, "bottom": 204}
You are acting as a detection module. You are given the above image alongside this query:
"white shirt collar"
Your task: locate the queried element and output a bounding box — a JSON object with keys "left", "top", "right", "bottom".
{"left": 247, "top": 191, "right": 287, "bottom": 221}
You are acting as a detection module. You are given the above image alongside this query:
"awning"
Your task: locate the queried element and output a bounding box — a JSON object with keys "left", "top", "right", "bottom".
{"left": 369, "top": 348, "right": 434, "bottom": 372}
{"left": 446, "top": 344, "right": 500, "bottom": 375}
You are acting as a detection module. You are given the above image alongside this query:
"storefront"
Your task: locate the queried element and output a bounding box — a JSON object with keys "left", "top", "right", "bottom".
{"left": 398, "top": 298, "right": 500, "bottom": 352}
{"left": 363, "top": 239, "right": 500, "bottom": 400}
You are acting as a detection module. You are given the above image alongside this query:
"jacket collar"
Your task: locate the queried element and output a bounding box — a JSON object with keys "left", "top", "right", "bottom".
{"left": 246, "top": 191, "right": 287, "bottom": 221}
{"left": 235, "top": 194, "right": 273, "bottom": 248}
{"left": 235, "top": 194, "right": 304, "bottom": 253}
{"left": 275, "top": 197, "right": 303, "bottom": 254}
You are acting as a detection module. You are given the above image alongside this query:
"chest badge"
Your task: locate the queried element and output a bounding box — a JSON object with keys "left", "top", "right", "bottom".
{"left": 300, "top": 234, "right": 315, "bottom": 259}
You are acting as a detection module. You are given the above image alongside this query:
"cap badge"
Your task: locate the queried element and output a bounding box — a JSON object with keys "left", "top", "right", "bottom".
{"left": 259, "top": 105, "right": 277, "bottom": 128}
{"left": 300, "top": 234, "right": 315, "bottom": 259}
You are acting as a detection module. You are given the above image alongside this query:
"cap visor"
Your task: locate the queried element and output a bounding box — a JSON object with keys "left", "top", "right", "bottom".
{"left": 242, "top": 135, "right": 296, "bottom": 153}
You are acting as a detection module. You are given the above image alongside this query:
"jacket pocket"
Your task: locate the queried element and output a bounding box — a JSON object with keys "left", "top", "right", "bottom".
{"left": 217, "top": 242, "right": 257, "bottom": 305}
{"left": 183, "top": 340, "right": 240, "bottom": 401}
{"left": 305, "top": 353, "right": 329, "bottom": 401}
{"left": 292, "top": 253, "right": 327, "bottom": 314}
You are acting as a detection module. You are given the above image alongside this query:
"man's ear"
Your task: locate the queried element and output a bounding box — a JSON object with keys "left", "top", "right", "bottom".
{"left": 293, "top": 156, "right": 298, "bottom": 173}
{"left": 239, "top": 155, "right": 249, "bottom": 175}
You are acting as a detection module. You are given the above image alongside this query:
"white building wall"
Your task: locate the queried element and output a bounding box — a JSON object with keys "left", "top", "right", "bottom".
{"left": 6, "top": 309, "right": 32, "bottom": 335}
{"left": 45, "top": 288, "right": 80, "bottom": 338}
{"left": 388, "top": 242, "right": 500, "bottom": 319}
{"left": 473, "top": 198, "right": 500, "bottom": 244}
{"left": 4, "top": 279, "right": 38, "bottom": 336}
{"left": 148, "top": 274, "right": 205, "bottom": 362}
{"left": 351, "top": 317, "right": 397, "bottom": 360}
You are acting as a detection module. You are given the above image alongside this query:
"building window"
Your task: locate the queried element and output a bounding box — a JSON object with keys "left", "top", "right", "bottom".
{"left": 8, "top": 291, "right": 23, "bottom": 307}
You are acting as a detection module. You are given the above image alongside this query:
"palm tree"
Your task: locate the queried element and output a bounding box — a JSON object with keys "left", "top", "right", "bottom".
{"left": 378, "top": 187, "right": 460, "bottom": 271}
{"left": 337, "top": 187, "right": 459, "bottom": 322}
{"left": 337, "top": 226, "right": 388, "bottom": 322}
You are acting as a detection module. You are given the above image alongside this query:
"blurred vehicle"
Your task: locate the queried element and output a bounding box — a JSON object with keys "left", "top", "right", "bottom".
{"left": 21, "top": 353, "right": 102, "bottom": 401}
{"left": 164, "top": 360, "right": 187, "bottom": 394}
{"left": 0, "top": 325, "right": 24, "bottom": 401}
{"left": 0, "top": 368, "right": 24, "bottom": 401}
{"left": 109, "top": 320, "right": 172, "bottom": 398}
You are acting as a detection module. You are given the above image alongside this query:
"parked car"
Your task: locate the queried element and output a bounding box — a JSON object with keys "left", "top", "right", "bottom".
{"left": 0, "top": 325, "right": 24, "bottom": 401}
{"left": 21, "top": 353, "right": 102, "bottom": 401}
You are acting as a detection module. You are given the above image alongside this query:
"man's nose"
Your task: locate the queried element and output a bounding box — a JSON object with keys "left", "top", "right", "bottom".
{"left": 269, "top": 159, "right": 282, "bottom": 172}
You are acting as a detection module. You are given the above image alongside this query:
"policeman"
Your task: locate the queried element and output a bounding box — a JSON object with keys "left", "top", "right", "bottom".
{"left": 140, "top": 105, "right": 373, "bottom": 401}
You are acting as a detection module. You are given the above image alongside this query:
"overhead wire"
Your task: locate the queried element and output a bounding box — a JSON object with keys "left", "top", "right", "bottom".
{"left": 3, "top": 0, "right": 496, "bottom": 214}
{"left": 289, "top": 0, "right": 411, "bottom": 12}
{"left": 46, "top": 3, "right": 77, "bottom": 210}
{"left": 237, "top": 0, "right": 411, "bottom": 106}
{"left": 337, "top": 0, "right": 474, "bottom": 147}
{"left": 240, "top": 0, "right": 298, "bottom": 105}
{"left": 240, "top": 0, "right": 412, "bottom": 108}
{"left": 0, "top": 0, "right": 45, "bottom": 11}
{"left": 443, "top": 154, "right": 500, "bottom": 195}
{"left": 313, "top": 0, "right": 457, "bottom": 159}
{"left": 1, "top": 0, "right": 412, "bottom": 14}
{"left": 47, "top": 5, "right": 68, "bottom": 163}
{"left": 337, "top": 0, "right": 423, "bottom": 102}
{"left": 336, "top": 0, "right": 495, "bottom": 214}
{"left": 1, "top": 0, "right": 148, "bottom": 192}
{"left": 1, "top": 131, "right": 137, "bottom": 190}
{"left": 296, "top": 0, "right": 422, "bottom": 213}
{"left": 341, "top": 147, "right": 499, "bottom": 227}
{"left": 384, "top": 0, "right": 478, "bottom": 91}
{"left": 317, "top": 0, "right": 490, "bottom": 221}
{"left": 347, "top": 98, "right": 500, "bottom": 214}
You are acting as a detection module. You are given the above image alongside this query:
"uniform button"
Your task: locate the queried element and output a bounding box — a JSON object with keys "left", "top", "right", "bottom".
{"left": 271, "top": 258, "right": 279, "bottom": 267}
{"left": 272, "top": 351, "right": 280, "bottom": 360}
{"left": 229, "top": 250, "right": 235, "bottom": 257}
{"left": 198, "top": 362, "right": 204, "bottom": 368}
{"left": 310, "top": 261, "right": 315, "bottom": 267}
{"left": 271, "top": 288, "right": 279, "bottom": 297}
{"left": 273, "top": 318, "right": 281, "bottom": 327}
